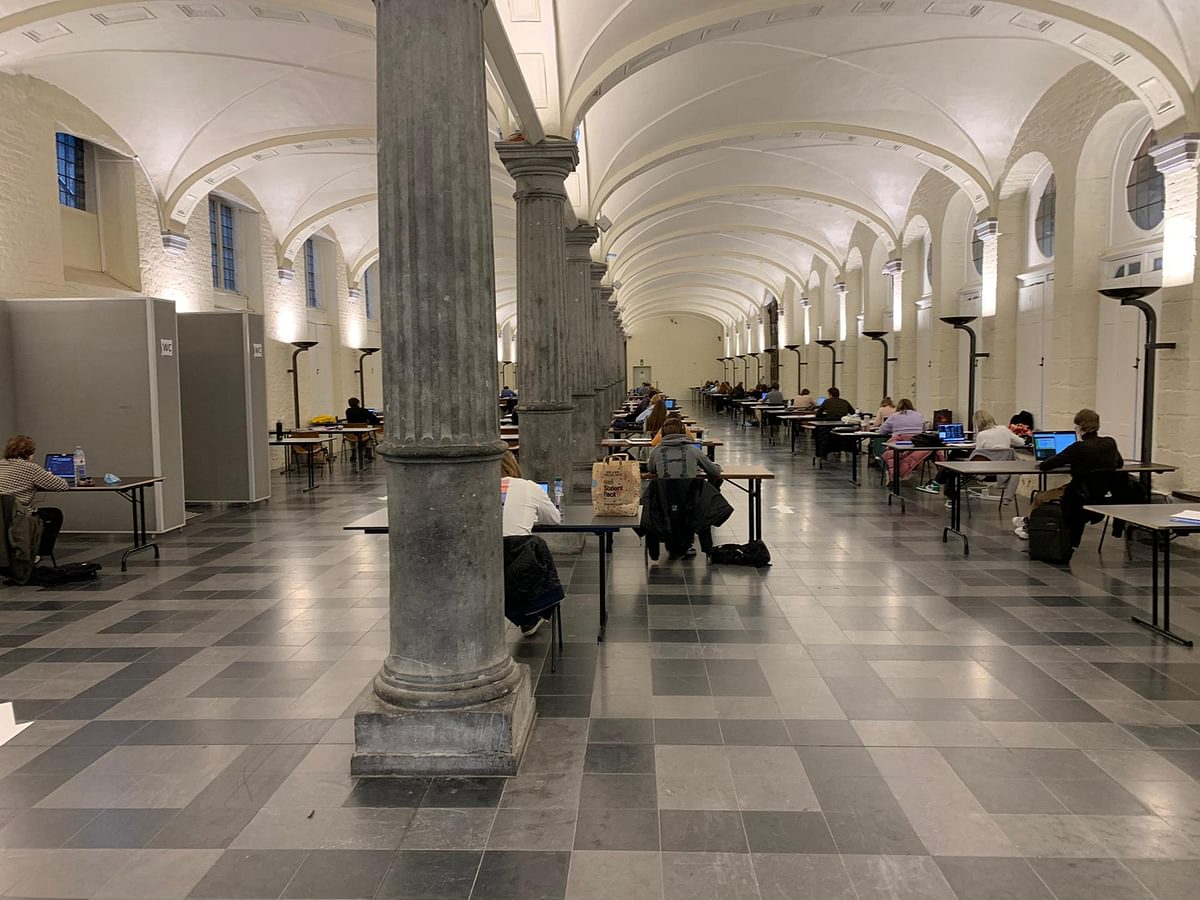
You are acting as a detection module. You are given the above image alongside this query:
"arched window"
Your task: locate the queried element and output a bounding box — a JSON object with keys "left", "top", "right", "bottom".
{"left": 924, "top": 241, "right": 934, "bottom": 289}
{"left": 1127, "top": 131, "right": 1164, "bottom": 231}
{"left": 1035, "top": 174, "right": 1056, "bottom": 258}
{"left": 971, "top": 220, "right": 984, "bottom": 275}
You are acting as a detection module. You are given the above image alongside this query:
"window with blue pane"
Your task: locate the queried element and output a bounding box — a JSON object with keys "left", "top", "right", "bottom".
{"left": 364, "top": 266, "right": 375, "bottom": 320}
{"left": 305, "top": 239, "right": 320, "bottom": 308}
{"left": 208, "top": 196, "right": 237, "bottom": 291}
{"left": 56, "top": 133, "right": 87, "bottom": 210}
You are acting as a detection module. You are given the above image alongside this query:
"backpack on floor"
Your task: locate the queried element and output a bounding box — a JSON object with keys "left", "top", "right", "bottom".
{"left": 1027, "top": 502, "right": 1073, "bottom": 565}
{"left": 710, "top": 540, "right": 772, "bottom": 567}
{"left": 29, "top": 562, "right": 102, "bottom": 586}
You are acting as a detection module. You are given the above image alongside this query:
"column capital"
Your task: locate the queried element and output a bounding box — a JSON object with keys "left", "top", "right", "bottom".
{"left": 496, "top": 138, "right": 578, "bottom": 198}
{"left": 590, "top": 261, "right": 608, "bottom": 284}
{"left": 600, "top": 285, "right": 615, "bottom": 302}
{"left": 565, "top": 223, "right": 599, "bottom": 260}
{"left": 882, "top": 258, "right": 903, "bottom": 277}
{"left": 1151, "top": 134, "right": 1200, "bottom": 176}
{"left": 973, "top": 217, "right": 999, "bottom": 242}
{"left": 833, "top": 281, "right": 848, "bottom": 296}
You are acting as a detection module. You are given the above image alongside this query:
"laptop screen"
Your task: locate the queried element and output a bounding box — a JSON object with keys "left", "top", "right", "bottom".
{"left": 45, "top": 453, "right": 75, "bottom": 481}
{"left": 500, "top": 478, "right": 549, "bottom": 503}
{"left": 938, "top": 423, "right": 965, "bottom": 442}
{"left": 1032, "top": 431, "right": 1077, "bottom": 461}
{"left": 665, "top": 399, "right": 677, "bottom": 410}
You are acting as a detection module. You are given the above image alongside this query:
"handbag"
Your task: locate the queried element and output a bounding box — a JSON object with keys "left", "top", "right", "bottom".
{"left": 591, "top": 453, "right": 641, "bottom": 516}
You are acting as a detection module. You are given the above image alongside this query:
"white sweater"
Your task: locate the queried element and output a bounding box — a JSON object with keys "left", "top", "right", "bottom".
{"left": 973, "top": 425, "right": 1026, "bottom": 454}
{"left": 501, "top": 477, "right": 561, "bottom": 536}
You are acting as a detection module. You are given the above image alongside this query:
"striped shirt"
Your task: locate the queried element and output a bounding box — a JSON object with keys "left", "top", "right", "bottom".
{"left": 0, "top": 458, "right": 70, "bottom": 506}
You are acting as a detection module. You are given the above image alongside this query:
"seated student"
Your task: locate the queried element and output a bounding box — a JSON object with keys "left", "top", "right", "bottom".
{"left": 500, "top": 451, "right": 563, "bottom": 636}
{"left": 645, "top": 419, "right": 723, "bottom": 559}
{"left": 873, "top": 397, "right": 896, "bottom": 428}
{"left": 0, "top": 435, "right": 69, "bottom": 560}
{"left": 636, "top": 394, "right": 666, "bottom": 427}
{"left": 1013, "top": 408, "right": 1125, "bottom": 544}
{"left": 935, "top": 409, "right": 1025, "bottom": 503}
{"left": 499, "top": 385, "right": 518, "bottom": 416}
{"left": 791, "top": 388, "right": 816, "bottom": 411}
{"left": 345, "top": 397, "right": 380, "bottom": 426}
{"left": 716, "top": 381, "right": 731, "bottom": 395}
{"left": 877, "top": 398, "right": 923, "bottom": 437}
{"left": 730, "top": 382, "right": 747, "bottom": 399}
{"left": 500, "top": 385, "right": 516, "bottom": 399}
{"left": 763, "top": 382, "right": 786, "bottom": 405}
{"left": 813, "top": 387, "right": 856, "bottom": 459}
{"left": 650, "top": 412, "right": 696, "bottom": 446}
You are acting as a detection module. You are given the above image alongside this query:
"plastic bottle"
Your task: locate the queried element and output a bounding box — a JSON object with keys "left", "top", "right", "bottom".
{"left": 275, "top": 420, "right": 283, "bottom": 439}
{"left": 73, "top": 445, "right": 87, "bottom": 483}
{"left": 553, "top": 477, "right": 564, "bottom": 510}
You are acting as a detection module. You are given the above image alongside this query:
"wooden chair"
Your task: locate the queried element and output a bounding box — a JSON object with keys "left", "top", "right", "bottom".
{"left": 290, "top": 431, "right": 331, "bottom": 473}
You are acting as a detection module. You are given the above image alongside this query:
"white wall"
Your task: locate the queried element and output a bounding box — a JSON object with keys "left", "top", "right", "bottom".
{"left": 625, "top": 314, "right": 724, "bottom": 402}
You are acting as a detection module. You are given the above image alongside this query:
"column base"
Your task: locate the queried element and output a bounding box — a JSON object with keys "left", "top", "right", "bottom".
{"left": 351, "top": 664, "right": 535, "bottom": 776}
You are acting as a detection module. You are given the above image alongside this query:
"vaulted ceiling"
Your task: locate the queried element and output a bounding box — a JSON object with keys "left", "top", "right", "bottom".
{"left": 2, "top": 0, "right": 1198, "bottom": 330}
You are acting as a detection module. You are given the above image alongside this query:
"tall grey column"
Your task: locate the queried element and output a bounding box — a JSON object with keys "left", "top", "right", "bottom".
{"left": 602, "top": 286, "right": 619, "bottom": 414}
{"left": 497, "top": 138, "right": 578, "bottom": 486}
{"left": 354, "top": 0, "right": 533, "bottom": 777}
{"left": 566, "top": 224, "right": 599, "bottom": 494}
{"left": 590, "top": 262, "right": 610, "bottom": 438}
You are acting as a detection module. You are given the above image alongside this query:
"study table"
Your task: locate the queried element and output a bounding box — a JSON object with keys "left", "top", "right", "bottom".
{"left": 886, "top": 440, "right": 977, "bottom": 513}
{"left": 270, "top": 426, "right": 377, "bottom": 471}
{"left": 937, "top": 459, "right": 1177, "bottom": 556}
{"left": 267, "top": 436, "right": 333, "bottom": 491}
{"left": 1083, "top": 503, "right": 1196, "bottom": 647}
{"left": 600, "top": 437, "right": 722, "bottom": 461}
{"left": 70, "top": 476, "right": 164, "bottom": 571}
{"left": 344, "top": 505, "right": 641, "bottom": 642}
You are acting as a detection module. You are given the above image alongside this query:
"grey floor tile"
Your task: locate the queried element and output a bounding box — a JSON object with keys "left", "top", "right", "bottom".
{"left": 742, "top": 810, "right": 836, "bottom": 853}
{"left": 470, "top": 849, "right": 570, "bottom": 899}
{"left": 750, "top": 853, "right": 856, "bottom": 899}
{"left": 579, "top": 774, "right": 658, "bottom": 809}
{"left": 573, "top": 808, "right": 660, "bottom": 851}
{"left": 187, "top": 848, "right": 308, "bottom": 898}
{"left": 661, "top": 851, "right": 760, "bottom": 900}
{"left": 934, "top": 856, "right": 1056, "bottom": 900}
{"left": 842, "top": 854, "right": 958, "bottom": 900}
{"left": 1029, "top": 858, "right": 1154, "bottom": 900}
{"left": 376, "top": 850, "right": 481, "bottom": 899}
{"left": 565, "top": 850, "right": 663, "bottom": 900}
{"left": 281, "top": 848, "right": 392, "bottom": 898}
{"left": 659, "top": 809, "right": 747, "bottom": 852}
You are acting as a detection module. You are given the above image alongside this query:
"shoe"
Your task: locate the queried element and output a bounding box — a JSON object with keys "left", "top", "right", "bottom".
{"left": 916, "top": 483, "right": 941, "bottom": 495}
{"left": 1014, "top": 526, "right": 1029, "bottom": 540}
{"left": 520, "top": 620, "right": 543, "bottom": 637}
{"left": 1011, "top": 516, "right": 1025, "bottom": 528}
{"left": 945, "top": 500, "right": 954, "bottom": 509}
{"left": 682, "top": 547, "right": 697, "bottom": 559}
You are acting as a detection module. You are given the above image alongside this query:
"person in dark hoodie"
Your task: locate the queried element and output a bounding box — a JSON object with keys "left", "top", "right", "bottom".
{"left": 644, "top": 418, "right": 726, "bottom": 559}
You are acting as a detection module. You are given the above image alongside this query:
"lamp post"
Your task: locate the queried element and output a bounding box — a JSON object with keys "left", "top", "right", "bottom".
{"left": 355, "top": 347, "right": 380, "bottom": 409}
{"left": 288, "top": 340, "right": 318, "bottom": 429}
{"left": 749, "top": 352, "right": 761, "bottom": 386}
{"left": 940, "top": 316, "right": 989, "bottom": 421}
{"left": 784, "top": 344, "right": 806, "bottom": 395}
{"left": 815, "top": 339, "right": 839, "bottom": 388}
{"left": 736, "top": 354, "right": 747, "bottom": 385}
{"left": 718, "top": 357, "right": 730, "bottom": 382}
{"left": 1100, "top": 286, "right": 1172, "bottom": 483}
{"left": 862, "top": 331, "right": 897, "bottom": 400}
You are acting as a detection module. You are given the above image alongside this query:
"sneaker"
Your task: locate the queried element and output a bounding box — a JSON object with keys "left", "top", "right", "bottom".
{"left": 945, "top": 500, "right": 954, "bottom": 509}
{"left": 1011, "top": 516, "right": 1026, "bottom": 528}
{"left": 916, "top": 483, "right": 941, "bottom": 495}
{"left": 520, "top": 620, "right": 543, "bottom": 637}
{"left": 1014, "top": 526, "right": 1029, "bottom": 540}
{"left": 682, "top": 547, "right": 697, "bottom": 559}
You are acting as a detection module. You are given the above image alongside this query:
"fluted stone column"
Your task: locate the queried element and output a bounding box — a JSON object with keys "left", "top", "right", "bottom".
{"left": 590, "top": 262, "right": 610, "bottom": 438}
{"left": 497, "top": 138, "right": 578, "bottom": 486}
{"left": 603, "top": 287, "right": 619, "bottom": 413}
{"left": 353, "top": 0, "right": 533, "bottom": 777}
{"left": 566, "top": 225, "right": 600, "bottom": 494}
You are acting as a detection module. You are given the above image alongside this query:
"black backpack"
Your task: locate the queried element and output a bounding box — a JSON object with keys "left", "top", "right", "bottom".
{"left": 911, "top": 431, "right": 944, "bottom": 448}
{"left": 29, "top": 562, "right": 102, "bottom": 586}
{"left": 1027, "top": 502, "right": 1073, "bottom": 565}
{"left": 710, "top": 540, "right": 772, "bottom": 567}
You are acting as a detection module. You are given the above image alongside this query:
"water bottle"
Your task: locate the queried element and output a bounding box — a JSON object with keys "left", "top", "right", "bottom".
{"left": 275, "top": 420, "right": 283, "bottom": 439}
{"left": 73, "top": 445, "right": 87, "bottom": 483}
{"left": 553, "top": 477, "right": 564, "bottom": 510}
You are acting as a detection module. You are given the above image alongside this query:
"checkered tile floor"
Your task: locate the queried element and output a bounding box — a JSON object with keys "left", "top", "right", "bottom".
{"left": 1, "top": 419, "right": 1199, "bottom": 898}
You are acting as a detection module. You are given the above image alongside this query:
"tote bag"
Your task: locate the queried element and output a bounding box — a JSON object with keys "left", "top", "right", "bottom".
{"left": 591, "top": 453, "right": 641, "bottom": 516}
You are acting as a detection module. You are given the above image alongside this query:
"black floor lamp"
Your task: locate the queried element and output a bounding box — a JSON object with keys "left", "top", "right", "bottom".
{"left": 736, "top": 354, "right": 747, "bottom": 384}
{"left": 718, "top": 357, "right": 730, "bottom": 382}
{"left": 940, "top": 316, "right": 988, "bottom": 421}
{"left": 784, "top": 344, "right": 806, "bottom": 395}
{"left": 862, "top": 331, "right": 897, "bottom": 400}
{"left": 288, "top": 340, "right": 318, "bottom": 429}
{"left": 1100, "top": 286, "right": 1171, "bottom": 478}
{"left": 749, "top": 352, "right": 761, "bottom": 385}
{"left": 815, "top": 340, "right": 839, "bottom": 388}
{"left": 355, "top": 347, "right": 380, "bottom": 408}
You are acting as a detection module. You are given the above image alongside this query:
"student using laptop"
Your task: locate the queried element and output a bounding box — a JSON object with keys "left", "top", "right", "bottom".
{"left": 791, "top": 387, "right": 816, "bottom": 411}
{"left": 876, "top": 398, "right": 923, "bottom": 437}
{"left": 650, "top": 411, "right": 696, "bottom": 447}
{"left": 1013, "top": 408, "right": 1123, "bottom": 541}
{"left": 500, "top": 451, "right": 563, "bottom": 636}
{"left": 763, "top": 382, "right": 786, "bottom": 406}
{"left": 0, "top": 434, "right": 69, "bottom": 560}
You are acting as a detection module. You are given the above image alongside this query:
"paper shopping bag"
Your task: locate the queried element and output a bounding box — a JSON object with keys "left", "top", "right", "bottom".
{"left": 591, "top": 453, "right": 641, "bottom": 516}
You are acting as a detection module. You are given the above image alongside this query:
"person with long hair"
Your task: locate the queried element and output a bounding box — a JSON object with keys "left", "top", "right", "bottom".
{"left": 637, "top": 394, "right": 666, "bottom": 428}
{"left": 499, "top": 450, "right": 563, "bottom": 636}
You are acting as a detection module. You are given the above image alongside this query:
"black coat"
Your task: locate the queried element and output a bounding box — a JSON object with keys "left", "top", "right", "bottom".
{"left": 503, "top": 535, "right": 564, "bottom": 625}
{"left": 639, "top": 478, "right": 734, "bottom": 551}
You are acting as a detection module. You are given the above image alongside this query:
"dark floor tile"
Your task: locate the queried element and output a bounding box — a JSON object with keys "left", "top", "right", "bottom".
{"left": 573, "top": 808, "right": 660, "bottom": 850}
{"left": 784, "top": 720, "right": 863, "bottom": 746}
{"left": 659, "top": 809, "right": 747, "bottom": 852}
{"left": 376, "top": 850, "right": 481, "bottom": 899}
{"left": 343, "top": 779, "right": 430, "bottom": 811}
{"left": 935, "top": 856, "right": 1056, "bottom": 900}
{"left": 1041, "top": 778, "right": 1152, "bottom": 815}
{"left": 578, "top": 774, "right": 657, "bottom": 809}
{"left": 583, "top": 742, "right": 656, "bottom": 774}
{"left": 651, "top": 674, "right": 710, "bottom": 696}
{"left": 653, "top": 718, "right": 724, "bottom": 745}
{"left": 281, "top": 848, "right": 392, "bottom": 898}
{"left": 147, "top": 807, "right": 258, "bottom": 849}
{"left": 470, "top": 850, "right": 570, "bottom": 900}
{"left": 1028, "top": 858, "right": 1154, "bottom": 900}
{"left": 588, "top": 718, "right": 654, "bottom": 743}
{"left": 54, "top": 719, "right": 149, "bottom": 746}
{"left": 187, "top": 849, "right": 309, "bottom": 898}
{"left": 742, "top": 810, "right": 837, "bottom": 853}
{"left": 824, "top": 809, "right": 928, "bottom": 855}
{"left": 422, "top": 778, "right": 505, "bottom": 809}
{"left": 719, "top": 719, "right": 791, "bottom": 745}
{"left": 1126, "top": 725, "right": 1200, "bottom": 749}
{"left": 535, "top": 694, "right": 593, "bottom": 717}
{"left": 63, "top": 807, "right": 179, "bottom": 848}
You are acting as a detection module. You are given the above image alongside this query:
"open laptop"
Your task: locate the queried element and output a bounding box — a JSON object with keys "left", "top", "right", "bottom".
{"left": 500, "top": 479, "right": 549, "bottom": 503}
{"left": 44, "top": 453, "right": 76, "bottom": 483}
{"left": 665, "top": 399, "right": 677, "bottom": 410}
{"left": 937, "top": 423, "right": 966, "bottom": 443}
{"left": 1032, "top": 431, "right": 1077, "bottom": 461}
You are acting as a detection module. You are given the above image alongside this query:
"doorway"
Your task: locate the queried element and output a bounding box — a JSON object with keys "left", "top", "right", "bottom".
{"left": 631, "top": 365, "right": 652, "bottom": 388}
{"left": 1016, "top": 274, "right": 1053, "bottom": 428}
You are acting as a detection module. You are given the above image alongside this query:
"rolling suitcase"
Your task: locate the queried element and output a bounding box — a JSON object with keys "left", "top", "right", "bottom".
{"left": 1028, "top": 501, "right": 1073, "bottom": 564}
